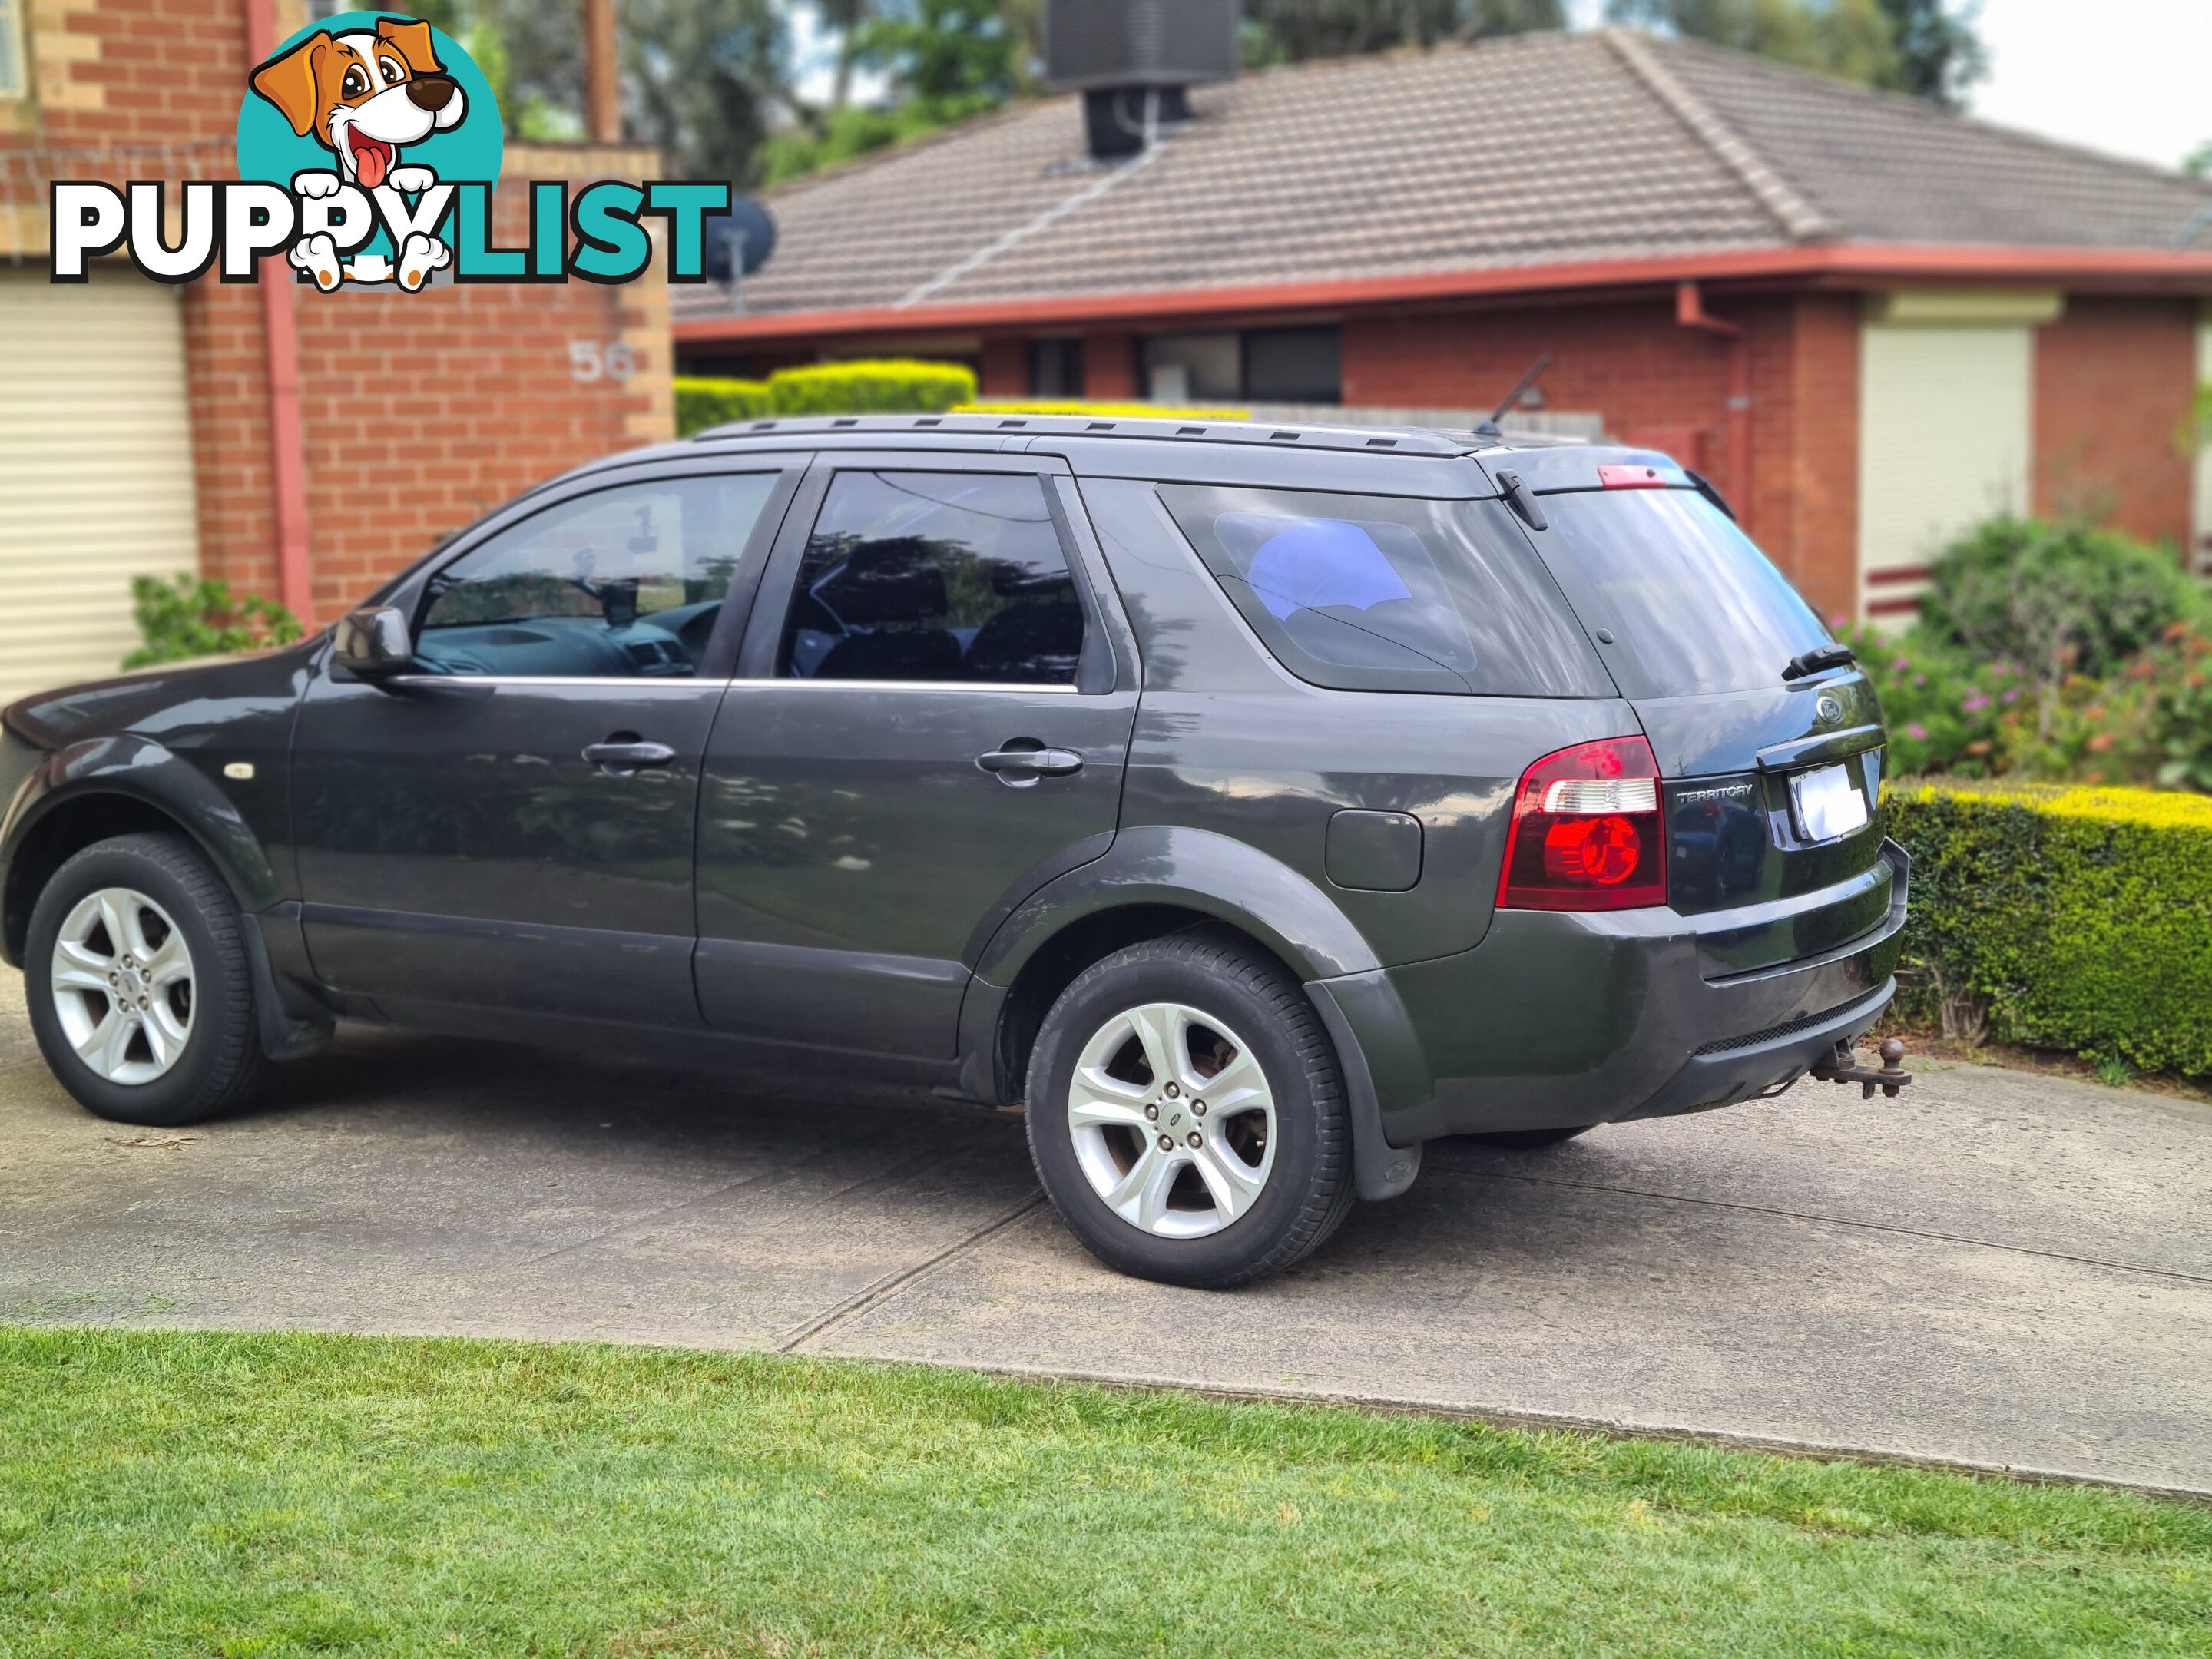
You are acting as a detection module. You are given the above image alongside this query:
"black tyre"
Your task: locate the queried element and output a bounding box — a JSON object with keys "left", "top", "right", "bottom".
{"left": 1465, "top": 1124, "right": 1594, "bottom": 1150}
{"left": 1025, "top": 930, "right": 1353, "bottom": 1288}
{"left": 24, "top": 833, "right": 266, "bottom": 1127}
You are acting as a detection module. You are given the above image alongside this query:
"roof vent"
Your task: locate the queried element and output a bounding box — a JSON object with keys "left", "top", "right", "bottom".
{"left": 1045, "top": 0, "right": 1238, "bottom": 161}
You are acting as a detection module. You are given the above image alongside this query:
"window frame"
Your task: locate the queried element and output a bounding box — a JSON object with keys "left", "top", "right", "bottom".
{"left": 0, "top": 0, "right": 24, "bottom": 100}
{"left": 346, "top": 459, "right": 804, "bottom": 686}
{"left": 734, "top": 452, "right": 1121, "bottom": 695}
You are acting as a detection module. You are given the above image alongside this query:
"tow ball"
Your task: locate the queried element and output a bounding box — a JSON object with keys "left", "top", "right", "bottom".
{"left": 1810, "top": 1036, "right": 1913, "bottom": 1099}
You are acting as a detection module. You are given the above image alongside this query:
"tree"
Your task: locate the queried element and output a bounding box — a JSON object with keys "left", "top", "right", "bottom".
{"left": 1243, "top": 0, "right": 1565, "bottom": 66}
{"left": 2186, "top": 141, "right": 2212, "bottom": 178}
{"left": 853, "top": 0, "right": 1024, "bottom": 115}
{"left": 1605, "top": 0, "right": 1902, "bottom": 93}
{"left": 1873, "top": 0, "right": 1985, "bottom": 109}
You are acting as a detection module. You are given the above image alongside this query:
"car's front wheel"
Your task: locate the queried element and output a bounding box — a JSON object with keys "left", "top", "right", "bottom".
{"left": 24, "top": 833, "right": 266, "bottom": 1127}
{"left": 1026, "top": 932, "right": 1352, "bottom": 1288}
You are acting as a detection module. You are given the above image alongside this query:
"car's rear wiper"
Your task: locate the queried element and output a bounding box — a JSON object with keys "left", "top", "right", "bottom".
{"left": 1782, "top": 643, "right": 1856, "bottom": 682}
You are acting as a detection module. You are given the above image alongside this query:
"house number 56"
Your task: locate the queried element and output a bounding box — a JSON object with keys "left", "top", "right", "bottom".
{"left": 569, "top": 340, "right": 637, "bottom": 384}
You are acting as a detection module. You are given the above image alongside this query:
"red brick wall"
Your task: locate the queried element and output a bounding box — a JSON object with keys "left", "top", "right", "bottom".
{"left": 1082, "top": 332, "right": 1138, "bottom": 399}
{"left": 4, "top": 0, "right": 674, "bottom": 624}
{"left": 1767, "top": 293, "right": 1861, "bottom": 626}
{"left": 182, "top": 283, "right": 282, "bottom": 604}
{"left": 2033, "top": 296, "right": 2198, "bottom": 550}
{"left": 979, "top": 337, "right": 1025, "bottom": 398}
{"left": 1343, "top": 293, "right": 1859, "bottom": 614}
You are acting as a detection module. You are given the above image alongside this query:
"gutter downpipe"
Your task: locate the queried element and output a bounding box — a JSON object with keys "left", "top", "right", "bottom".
{"left": 245, "top": 0, "right": 313, "bottom": 622}
{"left": 1676, "top": 280, "right": 1753, "bottom": 536}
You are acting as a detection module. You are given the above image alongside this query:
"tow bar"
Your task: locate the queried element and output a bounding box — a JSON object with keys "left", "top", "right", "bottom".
{"left": 1811, "top": 1036, "right": 1913, "bottom": 1099}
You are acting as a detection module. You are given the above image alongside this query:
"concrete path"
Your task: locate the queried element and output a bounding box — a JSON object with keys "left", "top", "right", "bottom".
{"left": 4, "top": 970, "right": 2209, "bottom": 1495}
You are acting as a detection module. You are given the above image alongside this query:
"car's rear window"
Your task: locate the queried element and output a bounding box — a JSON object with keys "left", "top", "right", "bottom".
{"left": 1159, "top": 485, "right": 1611, "bottom": 697}
{"left": 1540, "top": 488, "right": 1830, "bottom": 697}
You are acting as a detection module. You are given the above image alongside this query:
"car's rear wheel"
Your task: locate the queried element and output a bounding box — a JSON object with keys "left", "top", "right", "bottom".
{"left": 1026, "top": 931, "right": 1352, "bottom": 1288}
{"left": 25, "top": 833, "right": 265, "bottom": 1127}
{"left": 1465, "top": 1124, "right": 1594, "bottom": 1150}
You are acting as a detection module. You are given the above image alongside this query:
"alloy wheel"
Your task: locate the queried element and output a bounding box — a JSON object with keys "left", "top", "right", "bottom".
{"left": 48, "top": 886, "right": 195, "bottom": 1085}
{"left": 1065, "top": 1002, "right": 1277, "bottom": 1239}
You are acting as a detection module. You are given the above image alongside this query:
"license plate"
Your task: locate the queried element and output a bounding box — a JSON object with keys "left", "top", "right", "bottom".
{"left": 1790, "top": 762, "right": 1869, "bottom": 843}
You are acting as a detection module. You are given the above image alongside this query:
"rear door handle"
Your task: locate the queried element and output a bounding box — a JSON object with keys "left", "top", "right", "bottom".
{"left": 977, "top": 747, "right": 1084, "bottom": 779}
{"left": 582, "top": 740, "right": 677, "bottom": 777}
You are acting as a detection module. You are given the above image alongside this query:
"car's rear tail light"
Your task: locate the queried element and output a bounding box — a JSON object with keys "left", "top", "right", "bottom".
{"left": 1497, "top": 737, "right": 1668, "bottom": 911}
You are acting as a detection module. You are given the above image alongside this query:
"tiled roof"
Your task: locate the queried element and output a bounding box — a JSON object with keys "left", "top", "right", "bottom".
{"left": 684, "top": 28, "right": 2212, "bottom": 325}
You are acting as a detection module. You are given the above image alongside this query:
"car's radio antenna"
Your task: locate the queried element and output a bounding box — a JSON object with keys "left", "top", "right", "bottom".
{"left": 1488, "top": 353, "right": 1551, "bottom": 423}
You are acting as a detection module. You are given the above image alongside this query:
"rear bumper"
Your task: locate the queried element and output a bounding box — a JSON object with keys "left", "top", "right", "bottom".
{"left": 1313, "top": 839, "right": 1910, "bottom": 1144}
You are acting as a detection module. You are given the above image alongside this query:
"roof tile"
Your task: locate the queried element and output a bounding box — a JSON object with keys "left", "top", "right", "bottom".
{"left": 679, "top": 28, "right": 2212, "bottom": 325}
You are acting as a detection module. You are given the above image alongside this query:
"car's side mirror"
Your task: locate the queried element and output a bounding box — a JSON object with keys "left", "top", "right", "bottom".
{"left": 332, "top": 606, "right": 415, "bottom": 680}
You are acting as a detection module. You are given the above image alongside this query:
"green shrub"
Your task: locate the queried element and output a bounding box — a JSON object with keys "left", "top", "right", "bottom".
{"left": 1916, "top": 514, "right": 2203, "bottom": 683}
{"left": 1853, "top": 618, "right": 2212, "bottom": 791}
{"left": 674, "top": 376, "right": 770, "bottom": 435}
{"left": 957, "top": 399, "right": 1250, "bottom": 420}
{"left": 675, "top": 362, "right": 979, "bottom": 435}
{"left": 764, "top": 359, "right": 975, "bottom": 416}
{"left": 1885, "top": 781, "right": 2212, "bottom": 1075}
{"left": 124, "top": 575, "right": 303, "bottom": 670}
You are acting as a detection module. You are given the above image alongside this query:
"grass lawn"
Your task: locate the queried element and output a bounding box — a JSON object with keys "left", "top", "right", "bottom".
{"left": 2, "top": 1329, "right": 2207, "bottom": 1656}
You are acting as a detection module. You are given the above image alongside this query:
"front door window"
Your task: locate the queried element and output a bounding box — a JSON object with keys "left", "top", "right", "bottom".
{"left": 415, "top": 474, "right": 780, "bottom": 677}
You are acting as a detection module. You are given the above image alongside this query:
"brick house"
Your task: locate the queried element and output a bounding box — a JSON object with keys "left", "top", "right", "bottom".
{"left": 675, "top": 29, "right": 2212, "bottom": 625}
{"left": 0, "top": 0, "right": 674, "bottom": 704}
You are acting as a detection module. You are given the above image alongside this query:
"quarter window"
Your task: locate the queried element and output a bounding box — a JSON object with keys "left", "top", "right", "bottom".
{"left": 1161, "top": 485, "right": 1610, "bottom": 697}
{"left": 415, "top": 474, "right": 780, "bottom": 677}
{"left": 778, "top": 471, "right": 1086, "bottom": 684}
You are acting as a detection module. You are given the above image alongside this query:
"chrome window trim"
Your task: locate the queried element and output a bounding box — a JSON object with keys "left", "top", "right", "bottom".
{"left": 386, "top": 675, "right": 1085, "bottom": 694}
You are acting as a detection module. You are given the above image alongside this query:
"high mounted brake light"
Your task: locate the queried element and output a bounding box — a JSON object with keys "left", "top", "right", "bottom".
{"left": 1496, "top": 737, "right": 1668, "bottom": 912}
{"left": 1596, "top": 463, "right": 1684, "bottom": 489}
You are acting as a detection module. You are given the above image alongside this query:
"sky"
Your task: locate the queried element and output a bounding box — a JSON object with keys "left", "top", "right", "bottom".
{"left": 1966, "top": 0, "right": 2212, "bottom": 173}
{"left": 800, "top": 1, "right": 2212, "bottom": 177}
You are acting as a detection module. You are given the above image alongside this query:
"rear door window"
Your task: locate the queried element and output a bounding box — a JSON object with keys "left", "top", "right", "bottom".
{"left": 777, "top": 470, "right": 1086, "bottom": 684}
{"left": 1539, "top": 488, "right": 1830, "bottom": 696}
{"left": 1160, "top": 485, "right": 1611, "bottom": 697}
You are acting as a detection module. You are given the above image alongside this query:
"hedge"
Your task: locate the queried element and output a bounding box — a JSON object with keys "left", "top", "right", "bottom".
{"left": 1884, "top": 781, "right": 2212, "bottom": 1075}
{"left": 955, "top": 399, "right": 1250, "bottom": 420}
{"left": 674, "top": 359, "right": 978, "bottom": 435}
{"left": 674, "top": 376, "right": 770, "bottom": 434}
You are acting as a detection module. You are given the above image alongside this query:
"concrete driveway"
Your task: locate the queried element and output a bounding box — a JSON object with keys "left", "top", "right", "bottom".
{"left": 4, "top": 969, "right": 2209, "bottom": 1495}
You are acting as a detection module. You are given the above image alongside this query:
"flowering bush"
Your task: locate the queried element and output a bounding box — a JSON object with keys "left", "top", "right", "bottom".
{"left": 1849, "top": 515, "right": 2212, "bottom": 793}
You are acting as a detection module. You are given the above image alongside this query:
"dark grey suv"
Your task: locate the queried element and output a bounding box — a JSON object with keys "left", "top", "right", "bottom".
{"left": 1, "top": 415, "right": 1908, "bottom": 1286}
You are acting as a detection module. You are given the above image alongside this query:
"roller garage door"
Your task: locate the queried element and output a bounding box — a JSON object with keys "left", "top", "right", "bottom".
{"left": 0, "top": 270, "right": 200, "bottom": 705}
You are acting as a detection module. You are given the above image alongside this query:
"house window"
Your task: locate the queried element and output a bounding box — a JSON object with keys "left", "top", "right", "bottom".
{"left": 1244, "top": 327, "right": 1342, "bottom": 404}
{"left": 1144, "top": 333, "right": 1242, "bottom": 403}
{"left": 1028, "top": 338, "right": 1085, "bottom": 399}
{"left": 0, "top": 0, "right": 25, "bottom": 98}
{"left": 1141, "top": 327, "right": 1343, "bottom": 405}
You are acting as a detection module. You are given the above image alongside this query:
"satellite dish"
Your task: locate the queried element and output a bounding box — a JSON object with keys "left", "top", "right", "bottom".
{"left": 703, "top": 197, "right": 777, "bottom": 283}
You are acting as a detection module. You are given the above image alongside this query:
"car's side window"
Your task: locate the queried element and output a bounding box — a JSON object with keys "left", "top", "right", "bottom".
{"left": 776, "top": 470, "right": 1086, "bottom": 684}
{"left": 414, "top": 474, "right": 780, "bottom": 678}
{"left": 1160, "top": 484, "right": 1610, "bottom": 697}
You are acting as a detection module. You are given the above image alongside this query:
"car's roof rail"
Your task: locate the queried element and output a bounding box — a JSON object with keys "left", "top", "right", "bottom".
{"left": 686, "top": 411, "right": 1527, "bottom": 457}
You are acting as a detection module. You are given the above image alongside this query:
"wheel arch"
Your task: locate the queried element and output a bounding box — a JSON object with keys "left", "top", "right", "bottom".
{"left": 961, "top": 826, "right": 1422, "bottom": 1203}
{"left": 2, "top": 743, "right": 279, "bottom": 968}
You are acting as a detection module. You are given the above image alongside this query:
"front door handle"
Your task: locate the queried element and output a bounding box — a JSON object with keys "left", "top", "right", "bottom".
{"left": 977, "top": 746, "right": 1084, "bottom": 780}
{"left": 583, "top": 738, "right": 677, "bottom": 777}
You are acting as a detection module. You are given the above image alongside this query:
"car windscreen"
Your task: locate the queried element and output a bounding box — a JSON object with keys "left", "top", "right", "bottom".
{"left": 1158, "top": 485, "right": 1612, "bottom": 697}
{"left": 1538, "top": 488, "right": 1831, "bottom": 697}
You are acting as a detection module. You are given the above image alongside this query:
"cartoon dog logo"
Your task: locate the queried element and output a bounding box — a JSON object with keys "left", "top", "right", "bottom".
{"left": 250, "top": 17, "right": 466, "bottom": 291}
